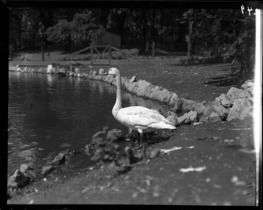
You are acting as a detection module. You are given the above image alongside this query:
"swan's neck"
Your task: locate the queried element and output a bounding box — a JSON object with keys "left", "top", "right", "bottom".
{"left": 112, "top": 73, "right": 122, "bottom": 117}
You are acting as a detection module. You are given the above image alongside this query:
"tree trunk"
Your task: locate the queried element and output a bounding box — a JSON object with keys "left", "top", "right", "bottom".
{"left": 151, "top": 41, "right": 155, "bottom": 57}
{"left": 18, "top": 21, "right": 22, "bottom": 50}
{"left": 187, "top": 21, "right": 193, "bottom": 57}
{"left": 41, "top": 45, "right": 44, "bottom": 61}
{"left": 142, "top": 9, "right": 147, "bottom": 54}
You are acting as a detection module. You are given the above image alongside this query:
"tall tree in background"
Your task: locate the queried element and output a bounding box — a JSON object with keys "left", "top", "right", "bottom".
{"left": 182, "top": 9, "right": 254, "bottom": 77}
{"left": 46, "top": 9, "right": 105, "bottom": 50}
{"left": 107, "top": 8, "right": 167, "bottom": 55}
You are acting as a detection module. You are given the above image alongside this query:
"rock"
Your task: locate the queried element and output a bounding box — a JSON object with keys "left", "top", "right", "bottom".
{"left": 209, "top": 112, "right": 221, "bottom": 123}
{"left": 8, "top": 169, "right": 31, "bottom": 189}
{"left": 99, "top": 68, "right": 105, "bottom": 75}
{"left": 227, "top": 87, "right": 251, "bottom": 103}
{"left": 41, "top": 165, "right": 55, "bottom": 176}
{"left": 136, "top": 80, "right": 152, "bottom": 97}
{"left": 181, "top": 99, "right": 196, "bottom": 112}
{"left": 106, "top": 129, "right": 125, "bottom": 142}
{"left": 19, "top": 163, "right": 29, "bottom": 174}
{"left": 168, "top": 93, "right": 179, "bottom": 107}
{"left": 239, "top": 107, "right": 253, "bottom": 120}
{"left": 199, "top": 115, "right": 209, "bottom": 123}
{"left": 202, "top": 104, "right": 214, "bottom": 118}
{"left": 125, "top": 147, "right": 142, "bottom": 164}
{"left": 124, "top": 81, "right": 137, "bottom": 92}
{"left": 212, "top": 104, "right": 230, "bottom": 120}
{"left": 227, "top": 98, "right": 252, "bottom": 121}
{"left": 241, "top": 80, "right": 254, "bottom": 96}
{"left": 74, "top": 67, "right": 80, "bottom": 74}
{"left": 92, "top": 71, "right": 97, "bottom": 76}
{"left": 47, "top": 64, "right": 55, "bottom": 74}
{"left": 51, "top": 153, "right": 66, "bottom": 165}
{"left": 166, "top": 111, "right": 178, "bottom": 126}
{"left": 177, "top": 111, "right": 197, "bottom": 124}
{"left": 193, "top": 102, "right": 206, "bottom": 116}
{"left": 188, "top": 111, "right": 198, "bottom": 122}
{"left": 177, "top": 112, "right": 191, "bottom": 124}
{"left": 130, "top": 75, "right": 137, "bottom": 83}
{"left": 150, "top": 87, "right": 172, "bottom": 104}
{"left": 148, "top": 149, "right": 161, "bottom": 159}
{"left": 215, "top": 93, "right": 232, "bottom": 108}
{"left": 58, "top": 68, "right": 66, "bottom": 76}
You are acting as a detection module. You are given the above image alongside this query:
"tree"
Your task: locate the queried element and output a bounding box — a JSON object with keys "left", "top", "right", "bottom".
{"left": 182, "top": 9, "right": 255, "bottom": 77}
{"left": 46, "top": 9, "right": 105, "bottom": 50}
{"left": 107, "top": 8, "right": 167, "bottom": 55}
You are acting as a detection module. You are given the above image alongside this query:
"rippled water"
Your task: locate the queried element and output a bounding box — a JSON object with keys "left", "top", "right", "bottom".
{"left": 8, "top": 72, "right": 169, "bottom": 175}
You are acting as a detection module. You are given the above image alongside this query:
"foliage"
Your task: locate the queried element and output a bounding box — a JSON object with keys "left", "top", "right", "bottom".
{"left": 182, "top": 9, "right": 255, "bottom": 76}
{"left": 107, "top": 8, "right": 167, "bottom": 54}
{"left": 46, "top": 10, "right": 105, "bottom": 49}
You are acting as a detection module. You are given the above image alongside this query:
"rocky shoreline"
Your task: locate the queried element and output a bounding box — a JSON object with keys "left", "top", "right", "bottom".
{"left": 9, "top": 64, "right": 254, "bottom": 126}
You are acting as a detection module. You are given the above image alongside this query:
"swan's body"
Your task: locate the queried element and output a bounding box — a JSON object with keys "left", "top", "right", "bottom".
{"left": 109, "top": 67, "right": 176, "bottom": 157}
{"left": 114, "top": 106, "right": 175, "bottom": 133}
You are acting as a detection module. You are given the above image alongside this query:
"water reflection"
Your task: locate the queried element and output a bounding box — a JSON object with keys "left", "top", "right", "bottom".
{"left": 8, "top": 72, "right": 168, "bottom": 175}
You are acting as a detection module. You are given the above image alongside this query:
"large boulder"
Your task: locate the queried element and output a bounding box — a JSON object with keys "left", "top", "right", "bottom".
{"left": 180, "top": 99, "right": 196, "bottom": 112}
{"left": 209, "top": 112, "right": 221, "bottom": 123}
{"left": 241, "top": 80, "right": 254, "bottom": 96}
{"left": 124, "top": 81, "right": 137, "bottom": 92}
{"left": 157, "top": 89, "right": 173, "bottom": 103}
{"left": 193, "top": 102, "right": 206, "bottom": 116}
{"left": 226, "top": 87, "right": 251, "bottom": 103}
{"left": 168, "top": 93, "right": 180, "bottom": 111}
{"left": 227, "top": 98, "right": 252, "bottom": 121}
{"left": 212, "top": 104, "right": 230, "bottom": 120}
{"left": 215, "top": 93, "right": 232, "bottom": 108}
{"left": 8, "top": 169, "right": 31, "bottom": 189}
{"left": 136, "top": 80, "right": 153, "bottom": 97}
{"left": 177, "top": 111, "right": 197, "bottom": 124}
{"left": 166, "top": 111, "right": 178, "bottom": 126}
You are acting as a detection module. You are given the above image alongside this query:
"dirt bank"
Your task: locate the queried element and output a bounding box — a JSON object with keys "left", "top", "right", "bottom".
{"left": 8, "top": 118, "right": 255, "bottom": 205}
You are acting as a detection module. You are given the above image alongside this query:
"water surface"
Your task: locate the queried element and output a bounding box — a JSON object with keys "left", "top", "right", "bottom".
{"left": 8, "top": 72, "right": 169, "bottom": 175}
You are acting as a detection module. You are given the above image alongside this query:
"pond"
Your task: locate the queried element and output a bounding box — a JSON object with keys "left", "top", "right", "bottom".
{"left": 8, "top": 72, "right": 170, "bottom": 176}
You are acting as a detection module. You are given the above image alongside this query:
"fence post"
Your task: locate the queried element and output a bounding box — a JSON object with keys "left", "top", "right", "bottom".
{"left": 109, "top": 44, "right": 111, "bottom": 66}
{"left": 91, "top": 43, "right": 93, "bottom": 65}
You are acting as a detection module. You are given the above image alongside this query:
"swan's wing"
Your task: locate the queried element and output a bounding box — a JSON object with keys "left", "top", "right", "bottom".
{"left": 116, "top": 106, "right": 171, "bottom": 128}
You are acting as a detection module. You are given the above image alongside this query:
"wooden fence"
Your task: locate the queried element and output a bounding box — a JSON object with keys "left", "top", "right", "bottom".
{"left": 65, "top": 44, "right": 121, "bottom": 65}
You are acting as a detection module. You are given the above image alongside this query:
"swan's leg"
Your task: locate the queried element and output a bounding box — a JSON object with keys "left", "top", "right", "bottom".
{"left": 126, "top": 128, "right": 133, "bottom": 141}
{"left": 138, "top": 129, "right": 146, "bottom": 160}
{"left": 138, "top": 129, "right": 143, "bottom": 147}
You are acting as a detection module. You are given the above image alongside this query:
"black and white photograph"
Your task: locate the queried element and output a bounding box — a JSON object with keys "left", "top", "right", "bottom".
{"left": 3, "top": 0, "right": 262, "bottom": 206}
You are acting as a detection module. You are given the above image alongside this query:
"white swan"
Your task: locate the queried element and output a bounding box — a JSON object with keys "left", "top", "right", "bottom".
{"left": 108, "top": 67, "right": 176, "bottom": 157}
